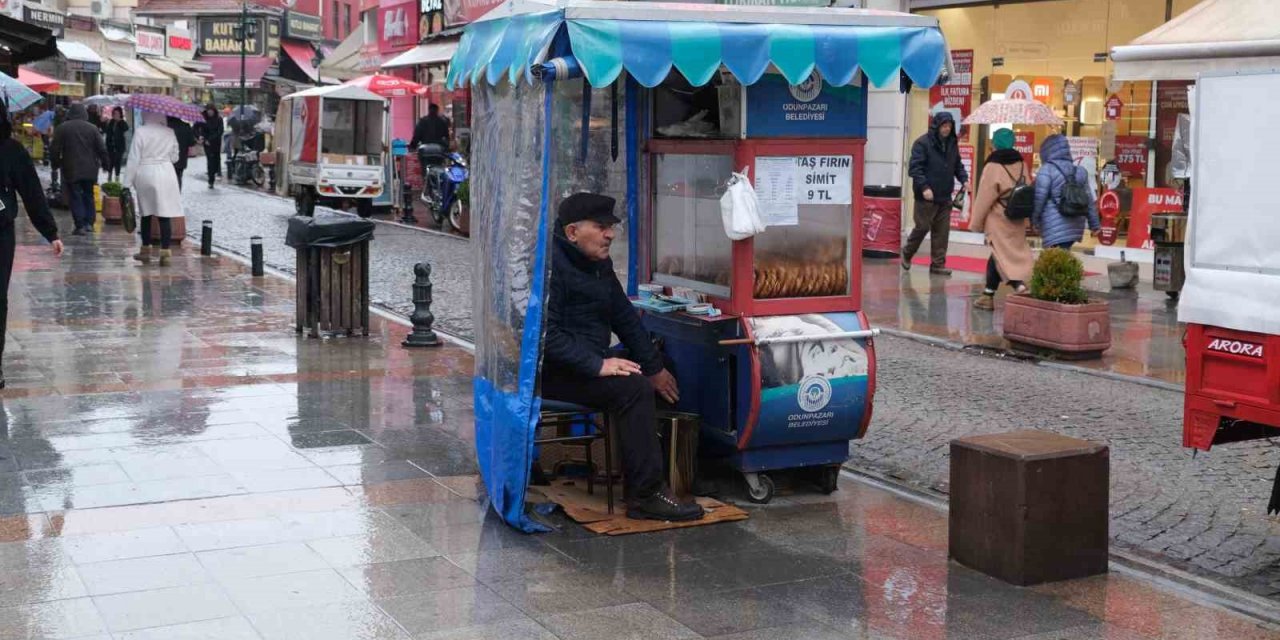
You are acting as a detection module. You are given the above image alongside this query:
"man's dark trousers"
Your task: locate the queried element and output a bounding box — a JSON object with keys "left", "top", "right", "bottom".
{"left": 902, "top": 199, "right": 952, "bottom": 269}
{"left": 541, "top": 371, "right": 664, "bottom": 500}
{"left": 68, "top": 179, "right": 96, "bottom": 230}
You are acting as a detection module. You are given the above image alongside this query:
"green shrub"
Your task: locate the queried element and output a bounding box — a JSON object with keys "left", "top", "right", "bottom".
{"left": 456, "top": 180, "right": 469, "bottom": 206}
{"left": 101, "top": 182, "right": 124, "bottom": 198}
{"left": 1030, "top": 248, "right": 1089, "bottom": 304}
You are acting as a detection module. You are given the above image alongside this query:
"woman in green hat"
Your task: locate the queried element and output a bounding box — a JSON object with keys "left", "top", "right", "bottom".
{"left": 969, "top": 128, "right": 1033, "bottom": 310}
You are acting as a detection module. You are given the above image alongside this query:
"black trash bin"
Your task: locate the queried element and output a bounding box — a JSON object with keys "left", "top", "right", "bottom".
{"left": 286, "top": 214, "right": 376, "bottom": 338}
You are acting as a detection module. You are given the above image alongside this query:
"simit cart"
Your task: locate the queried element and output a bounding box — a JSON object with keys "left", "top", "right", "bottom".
{"left": 1178, "top": 70, "right": 1280, "bottom": 511}
{"left": 453, "top": 0, "right": 951, "bottom": 529}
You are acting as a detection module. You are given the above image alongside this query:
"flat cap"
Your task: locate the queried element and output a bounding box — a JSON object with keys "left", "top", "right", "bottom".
{"left": 557, "top": 193, "right": 620, "bottom": 226}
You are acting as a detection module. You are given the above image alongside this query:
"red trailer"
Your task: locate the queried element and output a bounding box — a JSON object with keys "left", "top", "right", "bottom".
{"left": 1178, "top": 71, "right": 1280, "bottom": 511}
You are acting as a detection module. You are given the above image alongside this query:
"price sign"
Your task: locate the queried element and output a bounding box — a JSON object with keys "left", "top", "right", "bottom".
{"left": 1013, "top": 131, "right": 1035, "bottom": 173}
{"left": 1114, "top": 135, "right": 1147, "bottom": 180}
{"left": 1098, "top": 191, "right": 1120, "bottom": 246}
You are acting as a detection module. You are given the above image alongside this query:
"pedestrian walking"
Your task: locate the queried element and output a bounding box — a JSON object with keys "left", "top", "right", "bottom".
{"left": 0, "top": 101, "right": 64, "bottom": 388}
{"left": 48, "top": 103, "right": 109, "bottom": 236}
{"left": 903, "top": 111, "right": 967, "bottom": 275}
{"left": 103, "top": 107, "right": 129, "bottom": 183}
{"left": 1033, "top": 134, "right": 1101, "bottom": 250}
{"left": 969, "top": 129, "right": 1033, "bottom": 310}
{"left": 125, "top": 112, "right": 183, "bottom": 266}
{"left": 194, "top": 104, "right": 223, "bottom": 188}
{"left": 167, "top": 116, "right": 195, "bottom": 191}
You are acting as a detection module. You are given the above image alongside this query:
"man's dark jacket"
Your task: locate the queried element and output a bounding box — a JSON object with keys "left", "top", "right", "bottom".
{"left": 48, "top": 104, "right": 108, "bottom": 184}
{"left": 907, "top": 111, "right": 968, "bottom": 203}
{"left": 168, "top": 117, "right": 196, "bottom": 172}
{"left": 409, "top": 114, "right": 450, "bottom": 149}
{"left": 195, "top": 110, "right": 224, "bottom": 150}
{"left": 543, "top": 231, "right": 662, "bottom": 379}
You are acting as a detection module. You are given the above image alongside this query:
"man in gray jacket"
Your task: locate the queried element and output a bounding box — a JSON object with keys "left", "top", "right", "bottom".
{"left": 49, "top": 103, "right": 109, "bottom": 236}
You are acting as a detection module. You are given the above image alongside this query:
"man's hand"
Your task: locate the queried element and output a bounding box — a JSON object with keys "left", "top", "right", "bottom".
{"left": 598, "top": 357, "right": 642, "bottom": 377}
{"left": 922, "top": 188, "right": 934, "bottom": 202}
{"left": 650, "top": 369, "right": 680, "bottom": 404}
{"left": 51, "top": 240, "right": 64, "bottom": 257}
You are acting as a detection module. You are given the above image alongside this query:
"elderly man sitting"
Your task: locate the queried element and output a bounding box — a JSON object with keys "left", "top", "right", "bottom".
{"left": 540, "top": 193, "right": 704, "bottom": 522}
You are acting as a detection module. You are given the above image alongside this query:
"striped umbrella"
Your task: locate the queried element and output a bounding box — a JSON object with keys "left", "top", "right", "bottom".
{"left": 344, "top": 74, "right": 429, "bottom": 98}
{"left": 0, "top": 71, "right": 41, "bottom": 111}
{"left": 964, "top": 99, "right": 1063, "bottom": 126}
{"left": 125, "top": 93, "right": 204, "bottom": 123}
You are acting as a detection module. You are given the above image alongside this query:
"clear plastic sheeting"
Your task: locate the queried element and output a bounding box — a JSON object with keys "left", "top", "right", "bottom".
{"left": 471, "top": 80, "right": 551, "bottom": 532}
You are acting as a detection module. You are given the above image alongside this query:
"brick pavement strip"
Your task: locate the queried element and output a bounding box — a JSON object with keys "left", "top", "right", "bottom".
{"left": 120, "top": 157, "right": 1280, "bottom": 604}
{"left": 857, "top": 334, "right": 1280, "bottom": 598}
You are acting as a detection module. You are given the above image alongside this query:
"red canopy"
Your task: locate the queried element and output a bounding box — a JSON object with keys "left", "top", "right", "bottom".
{"left": 281, "top": 40, "right": 319, "bottom": 83}
{"left": 17, "top": 67, "right": 59, "bottom": 93}
{"left": 343, "top": 74, "right": 428, "bottom": 98}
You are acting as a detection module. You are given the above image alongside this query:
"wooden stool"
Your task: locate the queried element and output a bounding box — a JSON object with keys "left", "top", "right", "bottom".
{"left": 949, "top": 430, "right": 1109, "bottom": 586}
{"left": 534, "top": 399, "right": 615, "bottom": 514}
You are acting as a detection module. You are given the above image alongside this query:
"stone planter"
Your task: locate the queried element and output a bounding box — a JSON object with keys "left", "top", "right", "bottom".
{"left": 145, "top": 216, "right": 186, "bottom": 246}
{"left": 102, "top": 196, "right": 123, "bottom": 224}
{"left": 1002, "top": 295, "right": 1111, "bottom": 360}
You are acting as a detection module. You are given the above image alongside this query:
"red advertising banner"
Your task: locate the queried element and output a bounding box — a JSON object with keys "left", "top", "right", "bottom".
{"left": 1013, "top": 131, "right": 1035, "bottom": 173}
{"left": 929, "top": 49, "right": 973, "bottom": 138}
{"left": 445, "top": 0, "right": 505, "bottom": 26}
{"left": 950, "top": 145, "right": 975, "bottom": 230}
{"left": 1097, "top": 190, "right": 1120, "bottom": 246}
{"left": 1126, "top": 187, "right": 1182, "bottom": 250}
{"left": 378, "top": 0, "right": 419, "bottom": 53}
{"left": 1114, "top": 135, "right": 1147, "bottom": 180}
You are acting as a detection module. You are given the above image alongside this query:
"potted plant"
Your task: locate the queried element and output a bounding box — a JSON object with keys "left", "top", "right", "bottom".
{"left": 1002, "top": 248, "right": 1111, "bottom": 359}
{"left": 100, "top": 182, "right": 124, "bottom": 224}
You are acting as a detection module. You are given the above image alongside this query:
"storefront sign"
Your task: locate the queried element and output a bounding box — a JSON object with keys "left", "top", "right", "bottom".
{"left": 797, "top": 156, "right": 853, "bottom": 205}
{"left": 1005, "top": 80, "right": 1033, "bottom": 101}
{"left": 285, "top": 11, "right": 323, "bottom": 41}
{"left": 136, "top": 27, "right": 166, "bottom": 58}
{"left": 950, "top": 145, "right": 975, "bottom": 230}
{"left": 0, "top": 0, "right": 23, "bottom": 20}
{"left": 754, "top": 154, "right": 854, "bottom": 227}
{"left": 199, "top": 16, "right": 266, "bottom": 56}
{"left": 1105, "top": 94, "right": 1124, "bottom": 121}
{"left": 24, "top": 5, "right": 64, "bottom": 38}
{"left": 1097, "top": 191, "right": 1120, "bottom": 246}
{"left": 745, "top": 72, "right": 866, "bottom": 138}
{"left": 378, "top": 0, "right": 419, "bottom": 52}
{"left": 1114, "top": 135, "right": 1147, "bottom": 180}
{"left": 1031, "top": 77, "right": 1054, "bottom": 105}
{"left": 421, "top": 0, "right": 445, "bottom": 35}
{"left": 930, "top": 49, "right": 972, "bottom": 138}
{"left": 445, "top": 0, "right": 504, "bottom": 26}
{"left": 267, "top": 17, "right": 281, "bottom": 58}
{"left": 1014, "top": 130, "right": 1035, "bottom": 173}
{"left": 167, "top": 25, "right": 195, "bottom": 62}
{"left": 1126, "top": 188, "right": 1182, "bottom": 250}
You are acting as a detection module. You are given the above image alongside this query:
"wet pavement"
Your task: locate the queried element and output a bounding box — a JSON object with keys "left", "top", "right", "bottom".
{"left": 862, "top": 245, "right": 1187, "bottom": 387}
{"left": 1, "top": 204, "right": 1276, "bottom": 637}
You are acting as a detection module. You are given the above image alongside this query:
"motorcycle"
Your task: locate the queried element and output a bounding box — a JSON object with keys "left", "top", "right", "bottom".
{"left": 230, "top": 147, "right": 266, "bottom": 187}
{"left": 417, "top": 144, "right": 469, "bottom": 234}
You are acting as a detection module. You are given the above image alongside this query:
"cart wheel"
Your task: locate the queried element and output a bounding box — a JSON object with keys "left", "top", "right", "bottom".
{"left": 251, "top": 164, "right": 266, "bottom": 187}
{"left": 816, "top": 465, "right": 840, "bottom": 495}
{"left": 744, "top": 473, "right": 775, "bottom": 504}
{"left": 356, "top": 199, "right": 374, "bottom": 219}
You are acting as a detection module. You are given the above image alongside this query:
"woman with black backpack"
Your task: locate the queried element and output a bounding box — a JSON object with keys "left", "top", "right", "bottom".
{"left": 969, "top": 129, "right": 1033, "bottom": 310}
{"left": 1033, "top": 134, "right": 1101, "bottom": 251}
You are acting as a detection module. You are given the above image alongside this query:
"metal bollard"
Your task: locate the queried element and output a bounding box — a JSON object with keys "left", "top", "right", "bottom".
{"left": 402, "top": 262, "right": 443, "bottom": 348}
{"left": 268, "top": 164, "right": 277, "bottom": 192}
{"left": 250, "top": 236, "right": 264, "bottom": 276}
{"left": 400, "top": 178, "right": 417, "bottom": 224}
{"left": 201, "top": 220, "right": 213, "bottom": 257}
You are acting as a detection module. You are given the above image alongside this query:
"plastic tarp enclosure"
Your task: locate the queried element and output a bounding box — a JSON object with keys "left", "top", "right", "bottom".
{"left": 1179, "top": 71, "right": 1280, "bottom": 335}
{"left": 472, "top": 74, "right": 633, "bottom": 532}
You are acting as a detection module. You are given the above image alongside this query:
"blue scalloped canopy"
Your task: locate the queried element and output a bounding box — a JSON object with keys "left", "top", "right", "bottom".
{"left": 446, "top": 9, "right": 948, "bottom": 90}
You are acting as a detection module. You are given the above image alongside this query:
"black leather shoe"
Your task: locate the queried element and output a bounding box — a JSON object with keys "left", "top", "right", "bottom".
{"left": 627, "top": 489, "right": 705, "bottom": 522}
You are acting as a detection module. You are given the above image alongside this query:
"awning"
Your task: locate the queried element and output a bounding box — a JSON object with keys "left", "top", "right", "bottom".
{"left": 204, "top": 56, "right": 275, "bottom": 89}
{"left": 0, "top": 15, "right": 58, "bottom": 66}
{"left": 383, "top": 40, "right": 459, "bottom": 69}
{"left": 318, "top": 25, "right": 366, "bottom": 80}
{"left": 18, "top": 67, "right": 60, "bottom": 93}
{"left": 1111, "top": 0, "right": 1280, "bottom": 81}
{"left": 281, "top": 40, "right": 320, "bottom": 82}
{"left": 446, "top": 0, "right": 947, "bottom": 89}
{"left": 99, "top": 24, "right": 136, "bottom": 45}
{"left": 102, "top": 56, "right": 172, "bottom": 89}
{"left": 56, "top": 40, "right": 102, "bottom": 73}
{"left": 51, "top": 82, "right": 86, "bottom": 97}
{"left": 144, "top": 57, "right": 207, "bottom": 89}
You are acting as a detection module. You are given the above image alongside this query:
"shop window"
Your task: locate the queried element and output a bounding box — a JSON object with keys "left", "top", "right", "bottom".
{"left": 320, "top": 99, "right": 382, "bottom": 160}
{"left": 651, "top": 152, "right": 734, "bottom": 298}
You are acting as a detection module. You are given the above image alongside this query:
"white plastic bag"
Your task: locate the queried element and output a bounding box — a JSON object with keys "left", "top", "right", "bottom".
{"left": 720, "top": 167, "right": 766, "bottom": 240}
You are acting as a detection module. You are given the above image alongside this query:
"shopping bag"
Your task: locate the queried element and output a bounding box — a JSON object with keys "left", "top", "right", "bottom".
{"left": 121, "top": 187, "right": 136, "bottom": 234}
{"left": 719, "top": 167, "right": 766, "bottom": 241}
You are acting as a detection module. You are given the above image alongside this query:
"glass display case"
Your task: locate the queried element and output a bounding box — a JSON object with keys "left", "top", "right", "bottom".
{"left": 650, "top": 148, "right": 735, "bottom": 298}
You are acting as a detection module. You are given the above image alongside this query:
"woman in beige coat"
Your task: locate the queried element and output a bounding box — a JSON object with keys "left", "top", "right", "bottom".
{"left": 969, "top": 129, "right": 1034, "bottom": 310}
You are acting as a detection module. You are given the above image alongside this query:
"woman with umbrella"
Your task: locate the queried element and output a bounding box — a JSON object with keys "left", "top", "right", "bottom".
{"left": 125, "top": 107, "right": 184, "bottom": 266}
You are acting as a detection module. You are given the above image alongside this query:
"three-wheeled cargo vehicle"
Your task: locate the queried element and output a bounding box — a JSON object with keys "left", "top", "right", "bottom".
{"left": 279, "top": 85, "right": 390, "bottom": 218}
